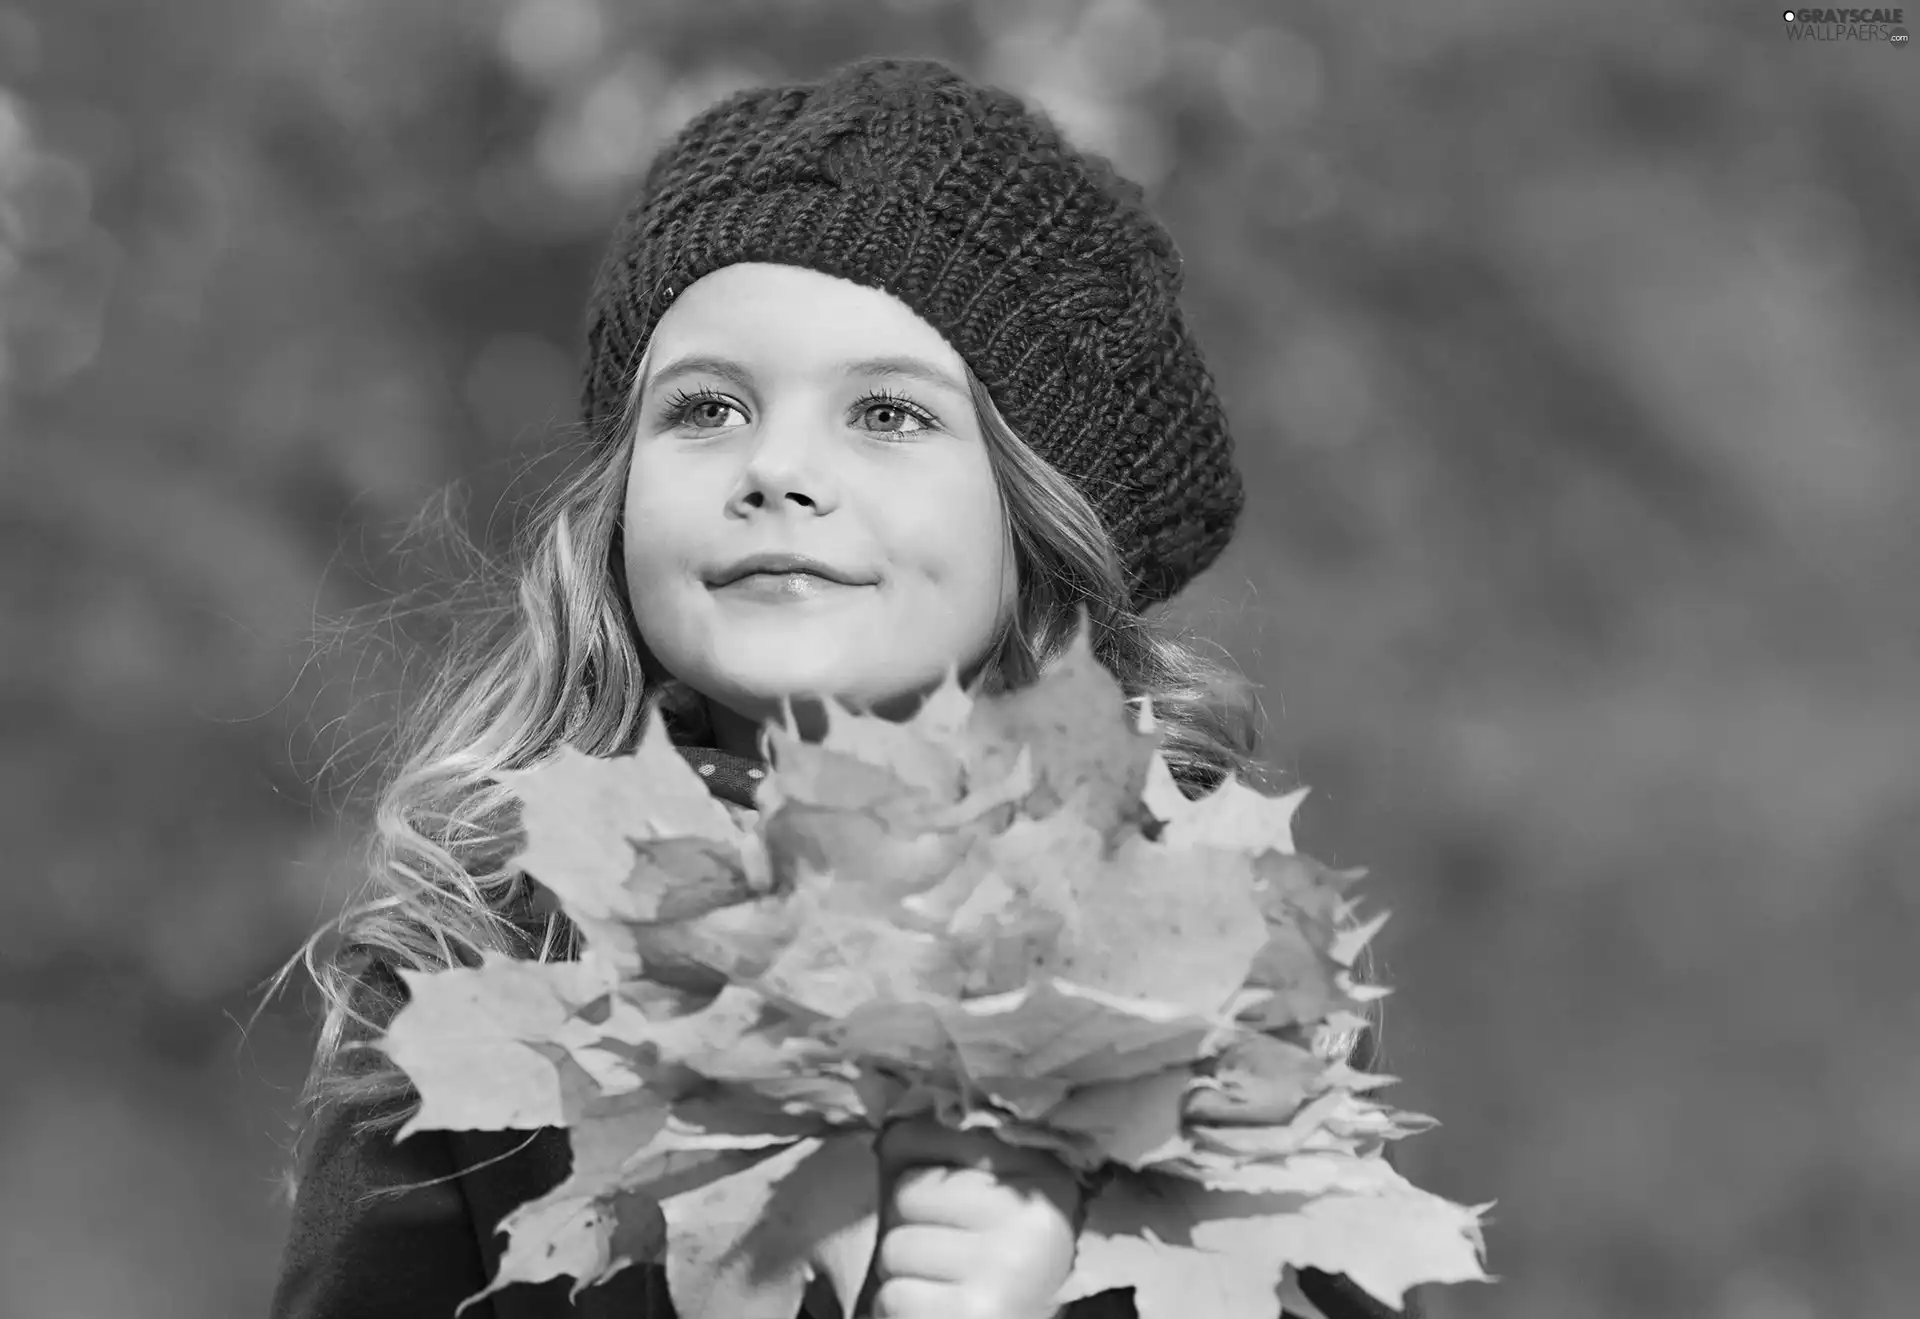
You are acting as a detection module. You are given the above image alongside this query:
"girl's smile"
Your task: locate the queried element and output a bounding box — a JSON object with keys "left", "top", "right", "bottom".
{"left": 704, "top": 551, "right": 881, "bottom": 603}
{"left": 711, "top": 571, "right": 873, "bottom": 604}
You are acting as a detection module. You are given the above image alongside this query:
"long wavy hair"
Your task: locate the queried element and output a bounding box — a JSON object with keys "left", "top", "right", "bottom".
{"left": 275, "top": 353, "right": 1381, "bottom": 1181}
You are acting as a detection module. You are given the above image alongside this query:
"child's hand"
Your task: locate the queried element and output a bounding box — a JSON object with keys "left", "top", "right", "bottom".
{"left": 836, "top": 1118, "right": 1083, "bottom": 1319}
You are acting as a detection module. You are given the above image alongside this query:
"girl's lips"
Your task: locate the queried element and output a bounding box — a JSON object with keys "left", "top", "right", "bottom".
{"left": 712, "top": 572, "right": 871, "bottom": 603}
{"left": 708, "top": 551, "right": 873, "bottom": 586}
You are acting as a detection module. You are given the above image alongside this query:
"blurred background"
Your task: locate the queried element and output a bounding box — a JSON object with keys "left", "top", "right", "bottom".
{"left": 2, "top": 0, "right": 1916, "bottom": 1315}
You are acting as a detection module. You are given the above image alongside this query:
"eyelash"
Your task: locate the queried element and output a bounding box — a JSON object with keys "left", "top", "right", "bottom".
{"left": 658, "top": 387, "right": 938, "bottom": 434}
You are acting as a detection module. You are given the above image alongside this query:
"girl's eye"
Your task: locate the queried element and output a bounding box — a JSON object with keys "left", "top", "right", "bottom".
{"left": 658, "top": 388, "right": 935, "bottom": 435}
{"left": 662, "top": 388, "right": 746, "bottom": 430}
{"left": 857, "top": 392, "right": 935, "bottom": 436}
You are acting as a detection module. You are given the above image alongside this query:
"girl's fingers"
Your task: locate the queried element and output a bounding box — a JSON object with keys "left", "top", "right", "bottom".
{"left": 875, "top": 1223, "right": 972, "bottom": 1283}
{"left": 889, "top": 1164, "right": 1012, "bottom": 1226}
{"left": 870, "top": 1276, "right": 954, "bottom": 1319}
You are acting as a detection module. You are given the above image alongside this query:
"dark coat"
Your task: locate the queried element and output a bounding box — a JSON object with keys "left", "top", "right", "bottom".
{"left": 268, "top": 747, "right": 1425, "bottom": 1319}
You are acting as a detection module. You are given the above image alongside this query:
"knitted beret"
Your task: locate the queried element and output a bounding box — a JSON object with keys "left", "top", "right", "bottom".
{"left": 581, "top": 56, "right": 1242, "bottom": 606}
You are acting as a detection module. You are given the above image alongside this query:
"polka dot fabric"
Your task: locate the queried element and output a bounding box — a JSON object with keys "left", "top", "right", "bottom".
{"left": 581, "top": 55, "right": 1244, "bottom": 607}
{"left": 676, "top": 744, "right": 766, "bottom": 810}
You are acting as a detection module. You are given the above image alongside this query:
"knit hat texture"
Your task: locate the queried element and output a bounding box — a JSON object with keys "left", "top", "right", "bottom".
{"left": 582, "top": 56, "right": 1242, "bottom": 606}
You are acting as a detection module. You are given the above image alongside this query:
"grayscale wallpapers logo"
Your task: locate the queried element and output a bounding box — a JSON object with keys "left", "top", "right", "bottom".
{"left": 1783, "top": 7, "right": 1910, "bottom": 44}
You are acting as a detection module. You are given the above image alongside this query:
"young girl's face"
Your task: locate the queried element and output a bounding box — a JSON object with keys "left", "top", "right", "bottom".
{"left": 622, "top": 262, "right": 1016, "bottom": 744}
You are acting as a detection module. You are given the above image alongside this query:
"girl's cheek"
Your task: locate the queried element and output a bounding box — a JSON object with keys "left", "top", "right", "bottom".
{"left": 620, "top": 524, "right": 681, "bottom": 612}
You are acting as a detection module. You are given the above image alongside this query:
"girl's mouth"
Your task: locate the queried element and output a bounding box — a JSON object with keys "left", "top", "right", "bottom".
{"left": 707, "top": 551, "right": 876, "bottom": 588}
{"left": 713, "top": 572, "right": 868, "bottom": 603}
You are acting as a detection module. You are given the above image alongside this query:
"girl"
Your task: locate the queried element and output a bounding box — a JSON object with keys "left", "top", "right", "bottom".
{"left": 270, "top": 56, "right": 1416, "bottom": 1319}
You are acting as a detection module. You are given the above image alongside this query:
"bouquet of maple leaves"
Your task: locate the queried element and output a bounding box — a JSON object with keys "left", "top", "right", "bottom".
{"left": 382, "top": 633, "right": 1491, "bottom": 1318}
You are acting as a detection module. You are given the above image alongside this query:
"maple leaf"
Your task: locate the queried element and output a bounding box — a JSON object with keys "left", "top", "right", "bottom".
{"left": 1256, "top": 851, "right": 1366, "bottom": 931}
{"left": 1186, "top": 1083, "right": 1436, "bottom": 1166}
{"left": 756, "top": 697, "right": 1034, "bottom": 910}
{"left": 749, "top": 872, "right": 966, "bottom": 1017}
{"left": 509, "top": 712, "right": 742, "bottom": 860}
{"left": 1183, "top": 1032, "right": 1328, "bottom": 1127}
{"left": 477, "top": 1068, "right": 846, "bottom": 1310}
{"left": 926, "top": 811, "right": 1269, "bottom": 1015}
{"left": 621, "top": 890, "right": 800, "bottom": 995}
{"left": 570, "top": 984, "right": 775, "bottom": 1081}
{"left": 615, "top": 989, "right": 895, "bottom": 1121}
{"left": 1051, "top": 831, "right": 1270, "bottom": 1017}
{"left": 760, "top": 732, "right": 930, "bottom": 814}
{"left": 765, "top": 699, "right": 966, "bottom": 809}
{"left": 1042, "top": 1066, "right": 1193, "bottom": 1169}
{"left": 1232, "top": 853, "right": 1370, "bottom": 1032}
{"left": 1061, "top": 1163, "right": 1490, "bottom": 1317}
{"left": 935, "top": 819, "right": 1075, "bottom": 996}
{"left": 579, "top": 984, "right": 902, "bottom": 1129}
{"left": 382, "top": 954, "right": 621, "bottom": 1135}
{"left": 814, "top": 998, "right": 955, "bottom": 1072}
{"left": 662, "top": 1132, "right": 880, "bottom": 1319}
{"left": 809, "top": 672, "right": 975, "bottom": 795}
{"left": 961, "top": 619, "right": 1159, "bottom": 841}
{"left": 1156, "top": 775, "right": 1309, "bottom": 861}
{"left": 626, "top": 834, "right": 768, "bottom": 923}
{"left": 1176, "top": 1149, "right": 1409, "bottom": 1199}
{"left": 461, "top": 1050, "right": 674, "bottom": 1309}
{"left": 463, "top": 1182, "right": 666, "bottom": 1314}
{"left": 1137, "top": 737, "right": 1189, "bottom": 827}
{"left": 761, "top": 800, "right": 979, "bottom": 904}
{"left": 938, "top": 979, "right": 1222, "bottom": 1104}
{"left": 501, "top": 714, "right": 753, "bottom": 972}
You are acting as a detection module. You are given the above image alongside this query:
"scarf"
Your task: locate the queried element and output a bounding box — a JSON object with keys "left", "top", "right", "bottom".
{"left": 675, "top": 744, "right": 768, "bottom": 810}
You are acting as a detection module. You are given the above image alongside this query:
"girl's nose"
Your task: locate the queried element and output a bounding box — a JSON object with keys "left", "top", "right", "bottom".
{"left": 730, "top": 419, "right": 842, "bottom": 517}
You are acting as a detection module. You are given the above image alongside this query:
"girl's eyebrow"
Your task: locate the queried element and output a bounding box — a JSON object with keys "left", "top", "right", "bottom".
{"left": 644, "top": 354, "right": 965, "bottom": 397}
{"left": 835, "top": 355, "right": 967, "bottom": 397}
{"left": 646, "top": 355, "right": 754, "bottom": 393}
